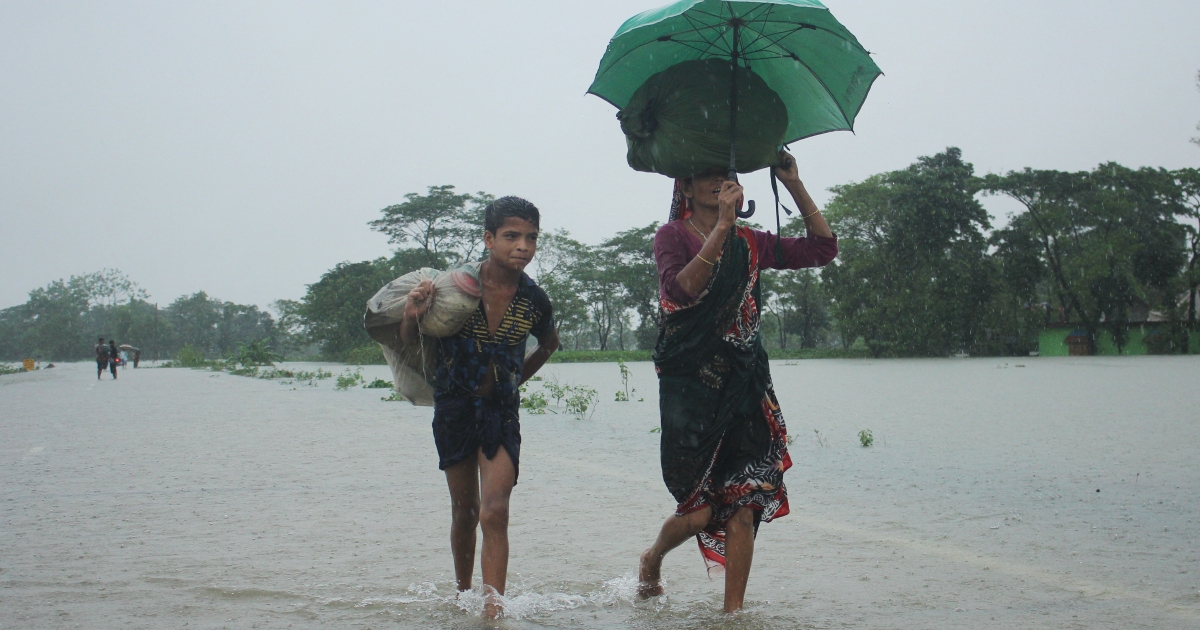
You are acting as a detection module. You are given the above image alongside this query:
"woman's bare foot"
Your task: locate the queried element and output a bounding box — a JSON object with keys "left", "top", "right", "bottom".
{"left": 637, "top": 548, "right": 665, "bottom": 599}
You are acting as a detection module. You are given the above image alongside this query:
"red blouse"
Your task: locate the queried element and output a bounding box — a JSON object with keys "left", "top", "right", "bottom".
{"left": 654, "top": 220, "right": 838, "bottom": 306}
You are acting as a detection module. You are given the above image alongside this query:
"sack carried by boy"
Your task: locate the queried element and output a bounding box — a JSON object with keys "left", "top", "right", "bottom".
{"left": 363, "top": 262, "right": 482, "bottom": 406}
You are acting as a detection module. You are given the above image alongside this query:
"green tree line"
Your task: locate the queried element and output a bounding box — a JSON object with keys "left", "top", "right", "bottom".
{"left": 0, "top": 269, "right": 284, "bottom": 362}
{"left": 4, "top": 149, "right": 1196, "bottom": 363}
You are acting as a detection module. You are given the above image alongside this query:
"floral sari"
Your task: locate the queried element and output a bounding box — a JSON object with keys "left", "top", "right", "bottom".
{"left": 653, "top": 221, "right": 791, "bottom": 574}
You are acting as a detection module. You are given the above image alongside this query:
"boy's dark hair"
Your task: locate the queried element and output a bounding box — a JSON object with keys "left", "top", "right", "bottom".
{"left": 98, "top": 337, "right": 104, "bottom": 342}
{"left": 484, "top": 196, "right": 540, "bottom": 234}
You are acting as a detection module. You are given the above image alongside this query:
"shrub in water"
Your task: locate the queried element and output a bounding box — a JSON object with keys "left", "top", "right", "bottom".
{"left": 858, "top": 429, "right": 874, "bottom": 447}
{"left": 335, "top": 368, "right": 364, "bottom": 390}
{"left": 176, "top": 344, "right": 208, "bottom": 368}
{"left": 234, "top": 340, "right": 281, "bottom": 367}
{"left": 565, "top": 386, "right": 598, "bottom": 420}
{"left": 614, "top": 359, "right": 633, "bottom": 402}
{"left": 520, "top": 385, "right": 549, "bottom": 414}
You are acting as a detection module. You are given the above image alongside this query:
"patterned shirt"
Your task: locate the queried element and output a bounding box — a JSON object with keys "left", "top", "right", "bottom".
{"left": 434, "top": 273, "right": 554, "bottom": 409}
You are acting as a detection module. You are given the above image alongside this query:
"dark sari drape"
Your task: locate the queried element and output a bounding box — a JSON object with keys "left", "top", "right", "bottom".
{"left": 653, "top": 225, "right": 791, "bottom": 574}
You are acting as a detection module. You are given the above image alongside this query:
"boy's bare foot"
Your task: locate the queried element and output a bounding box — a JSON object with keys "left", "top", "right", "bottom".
{"left": 637, "top": 548, "right": 665, "bottom": 599}
{"left": 482, "top": 586, "right": 503, "bottom": 619}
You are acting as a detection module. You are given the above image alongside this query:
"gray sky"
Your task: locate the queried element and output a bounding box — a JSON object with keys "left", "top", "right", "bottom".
{"left": 2, "top": 0, "right": 1198, "bottom": 310}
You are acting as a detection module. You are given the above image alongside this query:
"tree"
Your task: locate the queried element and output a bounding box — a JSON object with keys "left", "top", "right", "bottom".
{"left": 822, "top": 148, "right": 996, "bottom": 357}
{"left": 215, "top": 302, "right": 278, "bottom": 358}
{"left": 984, "top": 164, "right": 1188, "bottom": 353}
{"left": 576, "top": 246, "right": 626, "bottom": 350}
{"left": 368, "top": 185, "right": 494, "bottom": 267}
{"left": 272, "top": 299, "right": 311, "bottom": 358}
{"left": 298, "top": 258, "right": 399, "bottom": 360}
{"left": 165, "top": 292, "right": 222, "bottom": 357}
{"left": 22, "top": 277, "right": 92, "bottom": 360}
{"left": 529, "top": 229, "right": 591, "bottom": 350}
{"left": 762, "top": 268, "right": 831, "bottom": 349}
{"left": 599, "top": 222, "right": 660, "bottom": 349}
{"left": 109, "top": 300, "right": 171, "bottom": 361}
{"left": 77, "top": 269, "right": 148, "bottom": 308}
{"left": 0, "top": 305, "right": 34, "bottom": 360}
{"left": 1178, "top": 169, "right": 1200, "bottom": 337}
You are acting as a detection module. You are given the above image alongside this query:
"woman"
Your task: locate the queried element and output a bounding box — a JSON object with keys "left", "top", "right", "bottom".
{"left": 638, "top": 151, "right": 837, "bottom": 612}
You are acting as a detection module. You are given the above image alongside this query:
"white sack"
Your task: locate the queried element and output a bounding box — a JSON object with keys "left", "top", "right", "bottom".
{"left": 363, "top": 263, "right": 482, "bottom": 406}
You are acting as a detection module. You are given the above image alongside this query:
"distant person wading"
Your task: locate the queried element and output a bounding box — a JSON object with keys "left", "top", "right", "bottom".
{"left": 95, "top": 337, "right": 111, "bottom": 380}
{"left": 108, "top": 340, "right": 119, "bottom": 379}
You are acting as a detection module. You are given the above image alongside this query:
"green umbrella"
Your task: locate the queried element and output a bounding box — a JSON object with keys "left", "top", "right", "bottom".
{"left": 588, "top": 0, "right": 881, "bottom": 186}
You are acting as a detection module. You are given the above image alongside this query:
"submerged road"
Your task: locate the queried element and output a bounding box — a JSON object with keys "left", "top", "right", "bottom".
{"left": 2, "top": 357, "right": 1198, "bottom": 629}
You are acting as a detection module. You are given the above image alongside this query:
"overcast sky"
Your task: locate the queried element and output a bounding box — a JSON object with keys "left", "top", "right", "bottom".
{"left": 2, "top": 0, "right": 1198, "bottom": 310}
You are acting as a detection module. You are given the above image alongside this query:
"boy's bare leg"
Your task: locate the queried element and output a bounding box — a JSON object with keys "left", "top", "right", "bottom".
{"left": 444, "top": 457, "right": 481, "bottom": 592}
{"left": 722, "top": 507, "right": 755, "bottom": 612}
{"left": 637, "top": 505, "right": 712, "bottom": 598}
{"left": 477, "top": 445, "right": 515, "bottom": 618}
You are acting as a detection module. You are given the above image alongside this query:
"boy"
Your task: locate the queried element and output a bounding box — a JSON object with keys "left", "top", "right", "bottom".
{"left": 399, "top": 196, "right": 558, "bottom": 618}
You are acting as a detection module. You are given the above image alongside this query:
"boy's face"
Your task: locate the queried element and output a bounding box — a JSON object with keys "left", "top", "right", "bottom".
{"left": 484, "top": 217, "right": 539, "bottom": 272}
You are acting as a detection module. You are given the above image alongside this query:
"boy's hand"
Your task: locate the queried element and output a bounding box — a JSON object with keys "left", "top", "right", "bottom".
{"left": 404, "top": 280, "right": 434, "bottom": 322}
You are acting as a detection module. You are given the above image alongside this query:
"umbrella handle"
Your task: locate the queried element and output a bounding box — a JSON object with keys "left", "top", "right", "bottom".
{"left": 727, "top": 169, "right": 756, "bottom": 219}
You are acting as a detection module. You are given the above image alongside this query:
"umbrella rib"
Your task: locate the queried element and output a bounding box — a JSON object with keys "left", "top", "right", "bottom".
{"left": 736, "top": 4, "right": 777, "bottom": 60}
{"left": 590, "top": 21, "right": 729, "bottom": 85}
{"left": 740, "top": 24, "right": 811, "bottom": 59}
{"left": 686, "top": 12, "right": 729, "bottom": 57}
{"left": 682, "top": 12, "right": 731, "bottom": 58}
{"left": 742, "top": 20, "right": 871, "bottom": 54}
{"left": 670, "top": 40, "right": 726, "bottom": 57}
{"left": 686, "top": 8, "right": 727, "bottom": 21}
{"left": 739, "top": 12, "right": 806, "bottom": 59}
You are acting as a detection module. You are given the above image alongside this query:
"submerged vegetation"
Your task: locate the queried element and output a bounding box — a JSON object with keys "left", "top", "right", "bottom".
{"left": 520, "top": 374, "right": 600, "bottom": 420}
{"left": 334, "top": 368, "right": 365, "bottom": 390}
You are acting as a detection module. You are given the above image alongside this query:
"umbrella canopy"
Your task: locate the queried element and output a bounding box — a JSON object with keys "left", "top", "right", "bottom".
{"left": 589, "top": 0, "right": 881, "bottom": 176}
{"left": 119, "top": 344, "right": 139, "bottom": 351}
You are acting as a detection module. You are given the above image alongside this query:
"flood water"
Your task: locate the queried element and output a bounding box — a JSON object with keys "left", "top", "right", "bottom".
{"left": 3, "top": 356, "right": 1199, "bottom": 629}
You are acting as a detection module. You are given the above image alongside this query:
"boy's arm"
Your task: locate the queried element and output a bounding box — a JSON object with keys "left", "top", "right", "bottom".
{"left": 520, "top": 327, "right": 559, "bottom": 385}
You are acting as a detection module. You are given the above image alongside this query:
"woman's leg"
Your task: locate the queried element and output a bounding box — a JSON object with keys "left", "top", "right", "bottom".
{"left": 722, "top": 506, "right": 756, "bottom": 612}
{"left": 476, "top": 445, "right": 516, "bottom": 617}
{"left": 637, "top": 505, "right": 712, "bottom": 597}
{"left": 444, "top": 456, "right": 480, "bottom": 592}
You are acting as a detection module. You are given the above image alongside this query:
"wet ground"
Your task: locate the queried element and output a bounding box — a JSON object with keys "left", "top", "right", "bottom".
{"left": 2, "top": 356, "right": 1198, "bottom": 629}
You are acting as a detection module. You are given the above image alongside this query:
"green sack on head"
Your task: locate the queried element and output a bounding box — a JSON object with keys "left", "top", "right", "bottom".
{"left": 618, "top": 59, "right": 788, "bottom": 179}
